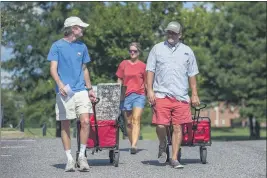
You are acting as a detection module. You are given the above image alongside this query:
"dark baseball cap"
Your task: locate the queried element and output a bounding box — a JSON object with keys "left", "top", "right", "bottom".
{"left": 165, "top": 21, "right": 182, "bottom": 34}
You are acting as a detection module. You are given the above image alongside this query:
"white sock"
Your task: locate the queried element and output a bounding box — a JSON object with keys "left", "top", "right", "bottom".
{"left": 79, "top": 144, "right": 86, "bottom": 158}
{"left": 65, "top": 150, "right": 73, "bottom": 161}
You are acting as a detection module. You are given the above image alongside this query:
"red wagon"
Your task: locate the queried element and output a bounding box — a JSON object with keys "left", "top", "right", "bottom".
{"left": 166, "top": 103, "right": 212, "bottom": 164}
{"left": 75, "top": 98, "right": 120, "bottom": 167}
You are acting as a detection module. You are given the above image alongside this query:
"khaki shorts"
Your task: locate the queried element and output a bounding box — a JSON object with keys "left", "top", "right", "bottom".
{"left": 55, "top": 90, "right": 93, "bottom": 121}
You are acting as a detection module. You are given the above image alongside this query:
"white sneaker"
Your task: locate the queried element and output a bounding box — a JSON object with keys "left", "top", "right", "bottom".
{"left": 65, "top": 159, "right": 75, "bottom": 172}
{"left": 77, "top": 156, "right": 90, "bottom": 172}
{"left": 171, "top": 159, "right": 184, "bottom": 169}
{"left": 158, "top": 140, "right": 167, "bottom": 164}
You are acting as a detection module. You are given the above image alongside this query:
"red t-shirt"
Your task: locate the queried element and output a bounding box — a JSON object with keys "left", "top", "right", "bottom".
{"left": 116, "top": 60, "right": 146, "bottom": 96}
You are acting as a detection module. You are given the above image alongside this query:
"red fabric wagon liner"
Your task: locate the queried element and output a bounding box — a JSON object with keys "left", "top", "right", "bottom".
{"left": 182, "top": 119, "right": 211, "bottom": 145}
{"left": 87, "top": 116, "right": 117, "bottom": 148}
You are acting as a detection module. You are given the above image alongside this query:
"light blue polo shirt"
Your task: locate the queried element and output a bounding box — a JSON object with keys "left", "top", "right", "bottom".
{"left": 146, "top": 41, "right": 199, "bottom": 102}
{"left": 47, "top": 39, "right": 90, "bottom": 93}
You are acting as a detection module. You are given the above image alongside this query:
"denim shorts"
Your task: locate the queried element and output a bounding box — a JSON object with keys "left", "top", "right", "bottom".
{"left": 120, "top": 93, "right": 146, "bottom": 111}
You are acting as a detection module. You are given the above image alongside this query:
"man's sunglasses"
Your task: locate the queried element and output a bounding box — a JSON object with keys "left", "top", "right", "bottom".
{"left": 129, "top": 50, "right": 138, "bottom": 54}
{"left": 167, "top": 31, "right": 179, "bottom": 35}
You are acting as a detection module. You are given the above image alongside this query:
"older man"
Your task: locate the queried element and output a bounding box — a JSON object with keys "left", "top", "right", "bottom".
{"left": 48, "top": 16, "right": 96, "bottom": 172}
{"left": 146, "top": 21, "right": 200, "bottom": 169}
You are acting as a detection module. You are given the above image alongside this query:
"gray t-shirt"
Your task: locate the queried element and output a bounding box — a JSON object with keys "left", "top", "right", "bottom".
{"left": 146, "top": 41, "right": 199, "bottom": 102}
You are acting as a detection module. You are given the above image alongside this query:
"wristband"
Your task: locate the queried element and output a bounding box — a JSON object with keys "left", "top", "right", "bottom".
{"left": 86, "top": 87, "right": 93, "bottom": 91}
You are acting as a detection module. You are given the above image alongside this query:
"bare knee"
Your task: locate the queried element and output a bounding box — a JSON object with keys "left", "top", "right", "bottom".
{"left": 172, "top": 125, "right": 182, "bottom": 134}
{"left": 132, "top": 115, "right": 141, "bottom": 125}
{"left": 80, "top": 117, "right": 90, "bottom": 129}
{"left": 157, "top": 125, "right": 166, "bottom": 130}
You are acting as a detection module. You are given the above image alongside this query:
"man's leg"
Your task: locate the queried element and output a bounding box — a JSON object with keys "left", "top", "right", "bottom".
{"left": 156, "top": 125, "right": 167, "bottom": 146}
{"left": 152, "top": 97, "right": 171, "bottom": 163}
{"left": 156, "top": 125, "right": 168, "bottom": 163}
{"left": 79, "top": 113, "right": 90, "bottom": 155}
{"left": 77, "top": 113, "right": 90, "bottom": 171}
{"left": 75, "top": 91, "right": 92, "bottom": 171}
{"left": 61, "top": 120, "right": 76, "bottom": 171}
{"left": 56, "top": 94, "right": 76, "bottom": 172}
{"left": 170, "top": 100, "right": 192, "bottom": 168}
{"left": 61, "top": 120, "right": 72, "bottom": 153}
{"left": 131, "top": 107, "right": 143, "bottom": 153}
{"left": 171, "top": 124, "right": 182, "bottom": 161}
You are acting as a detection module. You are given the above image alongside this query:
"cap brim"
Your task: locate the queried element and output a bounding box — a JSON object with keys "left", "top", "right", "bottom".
{"left": 165, "top": 28, "right": 179, "bottom": 34}
{"left": 79, "top": 22, "right": 89, "bottom": 28}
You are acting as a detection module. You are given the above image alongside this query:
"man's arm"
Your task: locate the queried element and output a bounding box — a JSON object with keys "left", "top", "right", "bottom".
{"left": 189, "top": 76, "right": 198, "bottom": 97}
{"left": 146, "top": 71, "right": 154, "bottom": 92}
{"left": 146, "top": 46, "right": 157, "bottom": 92}
{"left": 187, "top": 49, "right": 200, "bottom": 106}
{"left": 189, "top": 75, "right": 200, "bottom": 106}
{"left": 146, "top": 46, "right": 157, "bottom": 105}
{"left": 50, "top": 61, "right": 66, "bottom": 95}
{"left": 83, "top": 64, "right": 92, "bottom": 89}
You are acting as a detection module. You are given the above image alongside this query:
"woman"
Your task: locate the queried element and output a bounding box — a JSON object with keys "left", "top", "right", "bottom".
{"left": 116, "top": 42, "right": 146, "bottom": 154}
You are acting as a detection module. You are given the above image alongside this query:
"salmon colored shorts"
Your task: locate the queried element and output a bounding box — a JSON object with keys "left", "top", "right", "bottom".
{"left": 152, "top": 97, "right": 192, "bottom": 125}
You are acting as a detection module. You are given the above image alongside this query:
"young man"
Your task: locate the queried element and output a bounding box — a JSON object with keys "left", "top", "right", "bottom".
{"left": 47, "top": 16, "right": 96, "bottom": 172}
{"left": 146, "top": 21, "right": 200, "bottom": 169}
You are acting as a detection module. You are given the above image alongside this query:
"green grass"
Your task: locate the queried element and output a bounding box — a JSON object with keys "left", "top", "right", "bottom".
{"left": 139, "top": 125, "right": 266, "bottom": 141}
{"left": 23, "top": 128, "right": 59, "bottom": 138}
{"left": 1, "top": 128, "right": 18, "bottom": 131}
{"left": 1, "top": 126, "right": 266, "bottom": 141}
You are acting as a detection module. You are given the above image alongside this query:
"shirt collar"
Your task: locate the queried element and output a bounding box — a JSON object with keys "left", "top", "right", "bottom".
{"left": 164, "top": 41, "right": 180, "bottom": 49}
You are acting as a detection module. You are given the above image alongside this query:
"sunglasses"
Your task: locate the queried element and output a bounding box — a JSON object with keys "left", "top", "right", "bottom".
{"left": 167, "top": 31, "right": 179, "bottom": 35}
{"left": 129, "top": 50, "right": 138, "bottom": 54}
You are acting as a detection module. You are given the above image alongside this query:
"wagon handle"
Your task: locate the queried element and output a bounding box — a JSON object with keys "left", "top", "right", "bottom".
{"left": 91, "top": 97, "right": 101, "bottom": 154}
{"left": 191, "top": 102, "right": 207, "bottom": 111}
{"left": 191, "top": 101, "right": 209, "bottom": 143}
{"left": 92, "top": 97, "right": 100, "bottom": 105}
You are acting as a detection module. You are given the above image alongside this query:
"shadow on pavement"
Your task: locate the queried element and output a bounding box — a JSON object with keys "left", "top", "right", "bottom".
{"left": 141, "top": 159, "right": 204, "bottom": 167}
{"left": 211, "top": 136, "right": 267, "bottom": 141}
{"left": 52, "top": 159, "right": 123, "bottom": 169}
{"left": 180, "top": 158, "right": 202, "bottom": 165}
{"left": 141, "top": 160, "right": 167, "bottom": 167}
{"left": 52, "top": 164, "right": 65, "bottom": 170}
{"left": 119, "top": 148, "right": 147, "bottom": 153}
{"left": 89, "top": 159, "right": 120, "bottom": 166}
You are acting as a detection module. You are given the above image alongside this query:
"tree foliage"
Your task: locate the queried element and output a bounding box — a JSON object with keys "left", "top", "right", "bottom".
{"left": 1, "top": 2, "right": 266, "bottom": 127}
{"left": 203, "top": 2, "right": 266, "bottom": 119}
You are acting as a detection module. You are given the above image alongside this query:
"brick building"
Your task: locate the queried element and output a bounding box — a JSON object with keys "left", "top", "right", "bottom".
{"left": 198, "top": 102, "right": 240, "bottom": 127}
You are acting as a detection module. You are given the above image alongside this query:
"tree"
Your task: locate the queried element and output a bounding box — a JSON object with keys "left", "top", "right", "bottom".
{"left": 1, "top": 89, "right": 24, "bottom": 127}
{"left": 2, "top": 1, "right": 265, "bottom": 128}
{"left": 1, "top": 2, "right": 156, "bottom": 126}
{"left": 1, "top": 2, "right": 74, "bottom": 126}
{"left": 82, "top": 2, "right": 155, "bottom": 82}
{"left": 204, "top": 2, "right": 266, "bottom": 120}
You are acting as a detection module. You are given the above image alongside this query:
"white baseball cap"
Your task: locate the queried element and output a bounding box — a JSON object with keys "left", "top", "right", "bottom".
{"left": 64, "top": 16, "right": 89, "bottom": 28}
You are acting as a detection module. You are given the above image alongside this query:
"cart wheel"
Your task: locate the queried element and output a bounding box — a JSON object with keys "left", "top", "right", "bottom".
{"left": 166, "top": 145, "right": 170, "bottom": 162}
{"left": 177, "top": 148, "right": 181, "bottom": 162}
{"left": 109, "top": 150, "right": 114, "bottom": 163}
{"left": 113, "top": 151, "right": 120, "bottom": 167}
{"left": 200, "top": 146, "right": 207, "bottom": 164}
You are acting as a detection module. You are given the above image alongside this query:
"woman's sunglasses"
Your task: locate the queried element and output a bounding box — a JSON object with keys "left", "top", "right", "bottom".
{"left": 129, "top": 50, "right": 138, "bottom": 54}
